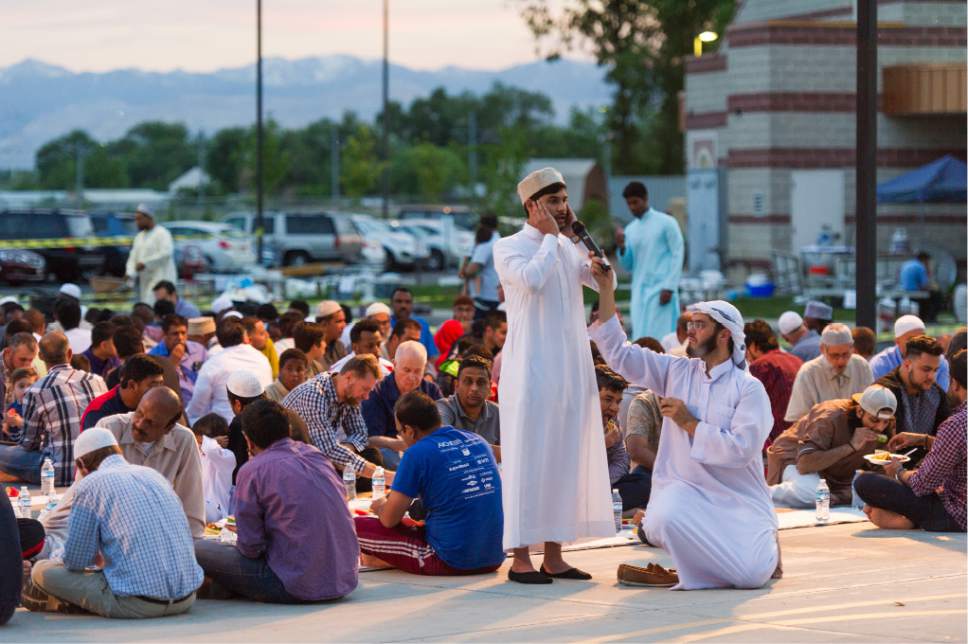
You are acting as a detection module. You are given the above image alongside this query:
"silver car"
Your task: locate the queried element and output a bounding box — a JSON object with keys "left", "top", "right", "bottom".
{"left": 223, "top": 211, "right": 365, "bottom": 266}
{"left": 165, "top": 220, "right": 256, "bottom": 273}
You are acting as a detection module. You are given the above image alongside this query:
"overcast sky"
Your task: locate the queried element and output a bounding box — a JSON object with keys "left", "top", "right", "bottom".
{"left": 3, "top": 0, "right": 583, "bottom": 72}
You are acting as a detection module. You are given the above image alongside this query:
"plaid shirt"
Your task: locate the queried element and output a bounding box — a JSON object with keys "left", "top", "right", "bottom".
{"left": 909, "top": 403, "right": 967, "bottom": 531}
{"left": 282, "top": 372, "right": 369, "bottom": 473}
{"left": 64, "top": 454, "right": 203, "bottom": 599}
{"left": 20, "top": 363, "right": 106, "bottom": 485}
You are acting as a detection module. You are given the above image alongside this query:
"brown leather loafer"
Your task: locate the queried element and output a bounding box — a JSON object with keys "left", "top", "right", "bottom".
{"left": 616, "top": 562, "right": 678, "bottom": 587}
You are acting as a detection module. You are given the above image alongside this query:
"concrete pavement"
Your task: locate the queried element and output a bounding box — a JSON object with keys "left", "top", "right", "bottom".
{"left": 4, "top": 522, "right": 965, "bottom": 642}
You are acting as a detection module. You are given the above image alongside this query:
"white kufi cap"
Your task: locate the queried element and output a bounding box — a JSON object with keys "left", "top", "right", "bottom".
{"left": 777, "top": 311, "right": 803, "bottom": 335}
{"left": 75, "top": 427, "right": 119, "bottom": 459}
{"left": 226, "top": 371, "right": 265, "bottom": 398}
{"left": 516, "top": 167, "right": 565, "bottom": 205}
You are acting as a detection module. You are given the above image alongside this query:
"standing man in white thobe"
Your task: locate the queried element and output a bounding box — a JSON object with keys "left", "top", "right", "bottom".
{"left": 589, "top": 261, "right": 779, "bottom": 590}
{"left": 494, "top": 167, "right": 614, "bottom": 585}
{"left": 126, "top": 203, "right": 177, "bottom": 305}
{"left": 615, "top": 181, "right": 684, "bottom": 340}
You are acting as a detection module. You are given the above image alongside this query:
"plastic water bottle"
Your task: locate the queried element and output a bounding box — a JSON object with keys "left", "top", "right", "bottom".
{"left": 343, "top": 468, "right": 357, "bottom": 501}
{"left": 371, "top": 467, "right": 386, "bottom": 500}
{"left": 815, "top": 478, "right": 830, "bottom": 523}
{"left": 40, "top": 458, "right": 56, "bottom": 497}
{"left": 18, "top": 486, "right": 31, "bottom": 520}
{"left": 612, "top": 488, "right": 623, "bottom": 533}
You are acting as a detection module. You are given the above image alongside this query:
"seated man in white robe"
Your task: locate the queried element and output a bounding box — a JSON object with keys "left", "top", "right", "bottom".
{"left": 588, "top": 259, "right": 779, "bottom": 590}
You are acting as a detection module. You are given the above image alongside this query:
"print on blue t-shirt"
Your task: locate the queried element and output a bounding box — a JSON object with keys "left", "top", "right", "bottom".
{"left": 391, "top": 426, "right": 504, "bottom": 570}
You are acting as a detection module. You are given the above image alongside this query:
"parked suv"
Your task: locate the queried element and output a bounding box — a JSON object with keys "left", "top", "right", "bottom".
{"left": 222, "top": 211, "right": 365, "bottom": 266}
{"left": 0, "top": 209, "right": 105, "bottom": 282}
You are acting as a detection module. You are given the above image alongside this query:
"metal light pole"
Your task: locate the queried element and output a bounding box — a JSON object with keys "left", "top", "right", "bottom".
{"left": 855, "top": 0, "right": 877, "bottom": 328}
{"left": 256, "top": 0, "right": 265, "bottom": 263}
{"left": 331, "top": 127, "right": 341, "bottom": 203}
{"left": 381, "top": 0, "right": 390, "bottom": 218}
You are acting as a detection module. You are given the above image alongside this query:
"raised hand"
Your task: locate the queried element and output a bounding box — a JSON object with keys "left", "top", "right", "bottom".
{"left": 526, "top": 199, "right": 559, "bottom": 237}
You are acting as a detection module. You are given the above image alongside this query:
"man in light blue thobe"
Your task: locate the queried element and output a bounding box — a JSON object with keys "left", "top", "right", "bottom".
{"left": 616, "top": 182, "right": 685, "bottom": 340}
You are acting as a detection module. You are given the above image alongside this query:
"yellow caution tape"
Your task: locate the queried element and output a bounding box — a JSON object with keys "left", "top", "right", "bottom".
{"left": 0, "top": 235, "right": 210, "bottom": 250}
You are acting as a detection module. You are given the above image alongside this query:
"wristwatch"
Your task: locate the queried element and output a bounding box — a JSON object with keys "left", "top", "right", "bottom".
{"left": 894, "top": 467, "right": 905, "bottom": 483}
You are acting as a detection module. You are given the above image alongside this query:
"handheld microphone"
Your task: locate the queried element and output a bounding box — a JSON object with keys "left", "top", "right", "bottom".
{"left": 571, "top": 221, "right": 611, "bottom": 271}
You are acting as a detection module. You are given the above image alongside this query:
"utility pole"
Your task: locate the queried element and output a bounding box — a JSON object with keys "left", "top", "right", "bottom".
{"left": 467, "top": 111, "right": 478, "bottom": 196}
{"left": 331, "top": 127, "right": 340, "bottom": 203}
{"left": 256, "top": 0, "right": 265, "bottom": 263}
{"left": 855, "top": 0, "right": 877, "bottom": 328}
{"left": 381, "top": 0, "right": 390, "bottom": 218}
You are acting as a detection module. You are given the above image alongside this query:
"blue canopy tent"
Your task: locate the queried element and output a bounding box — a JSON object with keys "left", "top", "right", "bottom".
{"left": 876, "top": 154, "right": 967, "bottom": 204}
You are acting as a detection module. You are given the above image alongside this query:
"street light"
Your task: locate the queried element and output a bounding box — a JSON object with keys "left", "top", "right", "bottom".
{"left": 693, "top": 30, "right": 718, "bottom": 57}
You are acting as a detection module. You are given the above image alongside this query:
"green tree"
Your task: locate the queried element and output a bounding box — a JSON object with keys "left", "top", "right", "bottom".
{"left": 109, "top": 121, "right": 196, "bottom": 188}
{"left": 518, "top": 0, "right": 735, "bottom": 174}
{"left": 391, "top": 143, "right": 466, "bottom": 201}
{"left": 35, "top": 130, "right": 126, "bottom": 189}
{"left": 206, "top": 127, "right": 248, "bottom": 193}
{"left": 341, "top": 124, "right": 382, "bottom": 199}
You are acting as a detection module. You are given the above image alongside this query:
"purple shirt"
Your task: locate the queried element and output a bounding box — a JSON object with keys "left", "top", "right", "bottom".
{"left": 909, "top": 403, "right": 967, "bottom": 531}
{"left": 234, "top": 438, "right": 359, "bottom": 600}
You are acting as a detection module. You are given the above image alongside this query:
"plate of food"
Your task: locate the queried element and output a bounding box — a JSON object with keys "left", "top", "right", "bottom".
{"left": 864, "top": 450, "right": 911, "bottom": 466}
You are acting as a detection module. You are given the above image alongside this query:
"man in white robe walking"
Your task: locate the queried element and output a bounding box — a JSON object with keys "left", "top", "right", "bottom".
{"left": 126, "top": 203, "right": 177, "bottom": 305}
{"left": 589, "top": 260, "right": 779, "bottom": 590}
{"left": 494, "top": 167, "right": 614, "bottom": 584}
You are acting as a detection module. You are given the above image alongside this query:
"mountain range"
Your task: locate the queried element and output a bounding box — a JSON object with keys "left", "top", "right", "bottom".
{"left": 0, "top": 56, "right": 610, "bottom": 169}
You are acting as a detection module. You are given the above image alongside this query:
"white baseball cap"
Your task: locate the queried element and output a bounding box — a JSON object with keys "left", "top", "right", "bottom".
{"left": 226, "top": 371, "right": 265, "bottom": 398}
{"left": 777, "top": 311, "right": 803, "bottom": 335}
{"left": 75, "top": 427, "right": 119, "bottom": 459}
{"left": 894, "top": 314, "right": 925, "bottom": 338}
{"left": 852, "top": 385, "right": 898, "bottom": 420}
{"left": 59, "top": 283, "right": 82, "bottom": 300}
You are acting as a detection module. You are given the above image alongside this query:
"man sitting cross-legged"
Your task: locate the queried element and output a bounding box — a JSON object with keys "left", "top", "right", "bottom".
{"left": 355, "top": 391, "right": 504, "bottom": 576}
{"left": 195, "top": 400, "right": 359, "bottom": 603}
{"left": 26, "top": 427, "right": 202, "bottom": 618}
{"left": 854, "top": 349, "right": 966, "bottom": 533}
{"left": 767, "top": 384, "right": 897, "bottom": 508}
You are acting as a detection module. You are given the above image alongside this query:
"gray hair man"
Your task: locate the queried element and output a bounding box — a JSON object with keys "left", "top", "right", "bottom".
{"left": 784, "top": 323, "right": 874, "bottom": 423}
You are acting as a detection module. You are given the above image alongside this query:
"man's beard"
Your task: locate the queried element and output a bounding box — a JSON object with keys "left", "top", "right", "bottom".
{"left": 344, "top": 395, "right": 359, "bottom": 406}
{"left": 686, "top": 334, "right": 717, "bottom": 358}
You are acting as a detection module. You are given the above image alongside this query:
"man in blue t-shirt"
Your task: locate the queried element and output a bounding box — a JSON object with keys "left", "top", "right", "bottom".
{"left": 355, "top": 391, "right": 504, "bottom": 576}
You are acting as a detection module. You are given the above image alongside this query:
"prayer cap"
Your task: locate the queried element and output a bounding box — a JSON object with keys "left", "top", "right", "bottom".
{"left": 803, "top": 300, "right": 833, "bottom": 320}
{"left": 687, "top": 300, "right": 747, "bottom": 368}
{"left": 366, "top": 302, "right": 391, "bottom": 317}
{"left": 222, "top": 311, "right": 243, "bottom": 320}
{"left": 894, "top": 314, "right": 925, "bottom": 338}
{"left": 852, "top": 384, "right": 897, "bottom": 419}
{"left": 75, "top": 427, "right": 119, "bottom": 459}
{"left": 59, "top": 283, "right": 82, "bottom": 300}
{"left": 211, "top": 294, "right": 234, "bottom": 314}
{"left": 188, "top": 316, "right": 216, "bottom": 336}
{"left": 517, "top": 167, "right": 565, "bottom": 205}
{"left": 135, "top": 203, "right": 155, "bottom": 218}
{"left": 227, "top": 371, "right": 265, "bottom": 398}
{"left": 820, "top": 323, "right": 853, "bottom": 346}
{"left": 316, "top": 300, "right": 342, "bottom": 318}
{"left": 777, "top": 311, "right": 803, "bottom": 335}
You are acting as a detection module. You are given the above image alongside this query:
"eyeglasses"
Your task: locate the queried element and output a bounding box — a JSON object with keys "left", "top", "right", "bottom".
{"left": 686, "top": 320, "right": 710, "bottom": 331}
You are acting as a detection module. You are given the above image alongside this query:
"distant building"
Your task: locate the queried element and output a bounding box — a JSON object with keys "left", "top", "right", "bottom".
{"left": 168, "top": 166, "right": 211, "bottom": 193}
{"left": 683, "top": 0, "right": 967, "bottom": 280}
